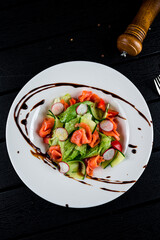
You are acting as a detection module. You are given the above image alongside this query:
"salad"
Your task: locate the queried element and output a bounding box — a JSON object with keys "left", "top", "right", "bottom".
{"left": 38, "top": 90, "right": 125, "bottom": 180}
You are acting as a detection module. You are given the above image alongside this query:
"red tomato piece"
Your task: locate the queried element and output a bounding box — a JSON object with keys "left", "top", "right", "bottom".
{"left": 97, "top": 98, "right": 106, "bottom": 112}
{"left": 107, "top": 109, "right": 119, "bottom": 117}
{"left": 111, "top": 140, "right": 122, "bottom": 152}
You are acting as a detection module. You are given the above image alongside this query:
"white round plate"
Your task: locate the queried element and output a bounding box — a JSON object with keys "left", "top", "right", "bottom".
{"left": 6, "top": 61, "right": 153, "bottom": 208}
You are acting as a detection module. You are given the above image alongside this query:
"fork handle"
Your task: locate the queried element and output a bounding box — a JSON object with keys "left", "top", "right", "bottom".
{"left": 117, "top": 0, "right": 160, "bottom": 56}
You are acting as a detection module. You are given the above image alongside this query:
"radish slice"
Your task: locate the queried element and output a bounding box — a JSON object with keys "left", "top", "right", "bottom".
{"left": 100, "top": 120, "right": 113, "bottom": 132}
{"left": 51, "top": 103, "right": 64, "bottom": 115}
{"left": 76, "top": 104, "right": 88, "bottom": 115}
{"left": 103, "top": 148, "right": 115, "bottom": 160}
{"left": 59, "top": 162, "right": 70, "bottom": 173}
{"left": 55, "top": 128, "right": 68, "bottom": 141}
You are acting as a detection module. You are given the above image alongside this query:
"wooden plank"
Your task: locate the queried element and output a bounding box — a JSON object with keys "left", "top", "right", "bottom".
{"left": 0, "top": 0, "right": 159, "bottom": 60}
{"left": 0, "top": 150, "right": 159, "bottom": 239}
{"left": 0, "top": 0, "right": 140, "bottom": 50}
{"left": 0, "top": 142, "right": 22, "bottom": 190}
{"left": 113, "top": 54, "right": 160, "bottom": 103}
{"left": 0, "top": 29, "right": 159, "bottom": 101}
{"left": 0, "top": 91, "right": 18, "bottom": 139}
{"left": 15, "top": 199, "right": 160, "bottom": 240}
{"left": 0, "top": 0, "right": 40, "bottom": 10}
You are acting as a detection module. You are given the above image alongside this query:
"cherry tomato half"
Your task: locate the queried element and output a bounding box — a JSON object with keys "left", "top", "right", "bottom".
{"left": 111, "top": 140, "right": 122, "bottom": 152}
{"left": 107, "top": 109, "right": 118, "bottom": 117}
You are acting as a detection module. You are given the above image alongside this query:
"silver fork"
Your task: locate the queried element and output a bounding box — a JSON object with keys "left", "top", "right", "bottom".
{"left": 154, "top": 75, "right": 160, "bottom": 95}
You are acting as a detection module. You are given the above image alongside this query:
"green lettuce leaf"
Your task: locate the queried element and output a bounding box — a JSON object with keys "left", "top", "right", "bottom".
{"left": 84, "top": 145, "right": 100, "bottom": 158}
{"left": 75, "top": 144, "right": 87, "bottom": 156}
{"left": 49, "top": 136, "right": 59, "bottom": 146}
{"left": 61, "top": 93, "right": 71, "bottom": 103}
{"left": 99, "top": 132, "right": 112, "bottom": 154}
{"left": 59, "top": 139, "right": 75, "bottom": 160}
{"left": 58, "top": 103, "right": 79, "bottom": 123}
{"left": 58, "top": 101, "right": 93, "bottom": 123}
{"left": 65, "top": 116, "right": 80, "bottom": 135}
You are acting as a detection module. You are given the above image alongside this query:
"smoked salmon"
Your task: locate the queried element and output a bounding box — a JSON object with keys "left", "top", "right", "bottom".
{"left": 89, "top": 130, "right": 100, "bottom": 148}
{"left": 60, "top": 99, "right": 69, "bottom": 110}
{"left": 86, "top": 155, "right": 104, "bottom": 176}
{"left": 78, "top": 90, "right": 93, "bottom": 102}
{"left": 48, "top": 145, "right": 62, "bottom": 162}
{"left": 69, "top": 98, "right": 77, "bottom": 106}
{"left": 101, "top": 129, "right": 120, "bottom": 141}
{"left": 39, "top": 118, "right": 55, "bottom": 138}
{"left": 71, "top": 123, "right": 92, "bottom": 146}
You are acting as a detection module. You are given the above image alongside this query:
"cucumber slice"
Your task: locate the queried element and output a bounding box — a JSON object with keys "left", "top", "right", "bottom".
{"left": 110, "top": 151, "right": 125, "bottom": 167}
{"left": 101, "top": 151, "right": 118, "bottom": 169}
{"left": 66, "top": 160, "right": 86, "bottom": 180}
{"left": 80, "top": 113, "right": 96, "bottom": 132}
{"left": 90, "top": 103, "right": 108, "bottom": 121}
{"left": 81, "top": 113, "right": 92, "bottom": 120}
{"left": 54, "top": 117, "right": 63, "bottom": 129}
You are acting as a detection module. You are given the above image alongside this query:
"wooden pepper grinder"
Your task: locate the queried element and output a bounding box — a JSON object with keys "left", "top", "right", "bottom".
{"left": 117, "top": 0, "right": 160, "bottom": 56}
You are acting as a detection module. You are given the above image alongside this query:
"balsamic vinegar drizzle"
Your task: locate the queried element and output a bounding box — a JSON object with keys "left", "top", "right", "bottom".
{"left": 132, "top": 149, "right": 137, "bottom": 154}
{"left": 31, "top": 99, "right": 45, "bottom": 111}
{"left": 117, "top": 115, "right": 126, "bottom": 120}
{"left": 20, "top": 99, "right": 45, "bottom": 136}
{"left": 14, "top": 82, "right": 150, "bottom": 192}
{"left": 87, "top": 176, "right": 136, "bottom": 184}
{"left": 128, "top": 144, "right": 137, "bottom": 148}
{"left": 100, "top": 187, "right": 125, "bottom": 193}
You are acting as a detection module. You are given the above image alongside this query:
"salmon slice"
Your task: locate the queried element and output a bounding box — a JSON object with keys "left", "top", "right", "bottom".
{"left": 89, "top": 130, "right": 100, "bottom": 148}
{"left": 78, "top": 90, "right": 93, "bottom": 102}
{"left": 60, "top": 99, "right": 69, "bottom": 110}
{"left": 90, "top": 93, "right": 100, "bottom": 103}
{"left": 70, "top": 129, "right": 83, "bottom": 146}
{"left": 75, "top": 123, "right": 92, "bottom": 144}
{"left": 69, "top": 98, "right": 77, "bottom": 106}
{"left": 86, "top": 155, "right": 104, "bottom": 177}
{"left": 101, "top": 129, "right": 120, "bottom": 141}
{"left": 71, "top": 123, "right": 92, "bottom": 146}
{"left": 39, "top": 118, "right": 55, "bottom": 138}
{"left": 107, "top": 117, "right": 118, "bottom": 130}
{"left": 48, "top": 145, "right": 62, "bottom": 162}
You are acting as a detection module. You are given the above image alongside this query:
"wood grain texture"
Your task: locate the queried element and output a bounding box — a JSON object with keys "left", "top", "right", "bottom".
{"left": 16, "top": 200, "right": 160, "bottom": 240}
{"left": 0, "top": 0, "right": 140, "bottom": 50}
{"left": 0, "top": 143, "right": 22, "bottom": 191}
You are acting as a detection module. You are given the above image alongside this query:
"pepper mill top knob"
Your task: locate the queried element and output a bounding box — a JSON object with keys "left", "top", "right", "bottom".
{"left": 117, "top": 0, "right": 160, "bottom": 56}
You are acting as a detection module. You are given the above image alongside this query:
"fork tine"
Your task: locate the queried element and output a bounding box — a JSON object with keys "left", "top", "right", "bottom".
{"left": 156, "top": 76, "right": 160, "bottom": 86}
{"left": 154, "top": 78, "right": 160, "bottom": 95}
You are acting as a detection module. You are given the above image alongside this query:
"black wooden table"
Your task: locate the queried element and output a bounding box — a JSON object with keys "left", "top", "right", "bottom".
{"left": 1, "top": 0, "right": 160, "bottom": 239}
